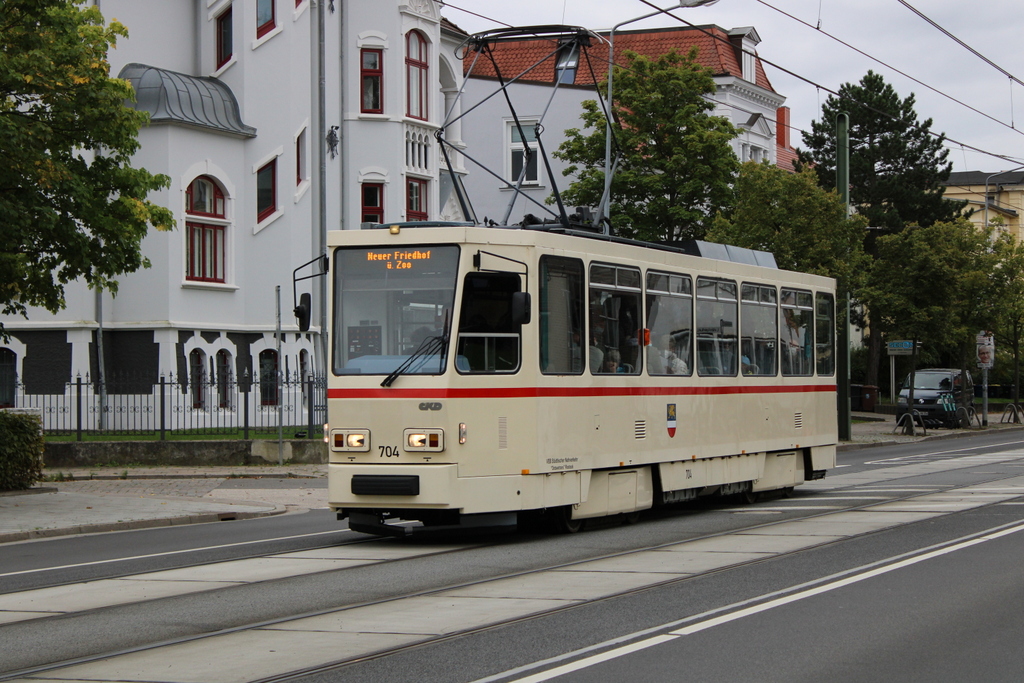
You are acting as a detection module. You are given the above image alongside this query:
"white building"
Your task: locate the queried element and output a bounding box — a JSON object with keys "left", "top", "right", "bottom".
{"left": 0, "top": 0, "right": 468, "bottom": 412}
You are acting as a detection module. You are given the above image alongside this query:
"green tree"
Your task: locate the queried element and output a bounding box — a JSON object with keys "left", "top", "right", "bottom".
{"left": 553, "top": 48, "right": 739, "bottom": 242}
{"left": 706, "top": 162, "right": 868, "bottom": 294}
{"left": 0, "top": 0, "right": 173, "bottom": 334}
{"left": 798, "top": 71, "right": 963, "bottom": 386}
{"left": 990, "top": 237, "right": 1024, "bottom": 413}
{"left": 864, "top": 219, "right": 1003, "bottom": 428}
{"left": 798, "top": 70, "right": 960, "bottom": 232}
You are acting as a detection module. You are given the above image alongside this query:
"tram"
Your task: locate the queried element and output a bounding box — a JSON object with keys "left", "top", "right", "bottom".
{"left": 318, "top": 222, "right": 837, "bottom": 535}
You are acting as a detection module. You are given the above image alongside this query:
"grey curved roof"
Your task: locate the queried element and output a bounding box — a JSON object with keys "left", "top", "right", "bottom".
{"left": 118, "top": 63, "right": 256, "bottom": 138}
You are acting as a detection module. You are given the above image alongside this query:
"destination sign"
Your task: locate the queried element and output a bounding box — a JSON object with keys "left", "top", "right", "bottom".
{"left": 364, "top": 249, "right": 433, "bottom": 270}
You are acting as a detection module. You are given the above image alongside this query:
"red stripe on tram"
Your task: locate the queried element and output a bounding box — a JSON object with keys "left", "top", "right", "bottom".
{"left": 327, "top": 384, "right": 837, "bottom": 400}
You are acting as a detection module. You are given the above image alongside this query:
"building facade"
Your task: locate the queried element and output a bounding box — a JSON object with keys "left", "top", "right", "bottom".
{"left": 943, "top": 170, "right": 1024, "bottom": 242}
{"left": 0, "top": 0, "right": 467, "bottom": 416}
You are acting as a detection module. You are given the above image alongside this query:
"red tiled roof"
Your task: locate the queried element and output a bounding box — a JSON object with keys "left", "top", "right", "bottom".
{"left": 463, "top": 25, "right": 774, "bottom": 93}
{"left": 776, "top": 145, "right": 799, "bottom": 173}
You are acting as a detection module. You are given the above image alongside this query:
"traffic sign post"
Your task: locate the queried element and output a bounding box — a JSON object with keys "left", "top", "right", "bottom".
{"left": 978, "top": 332, "right": 994, "bottom": 426}
{"left": 887, "top": 341, "right": 915, "bottom": 404}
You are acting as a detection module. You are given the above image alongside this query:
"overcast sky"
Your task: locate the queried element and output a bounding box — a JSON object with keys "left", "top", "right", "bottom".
{"left": 441, "top": 0, "right": 1024, "bottom": 174}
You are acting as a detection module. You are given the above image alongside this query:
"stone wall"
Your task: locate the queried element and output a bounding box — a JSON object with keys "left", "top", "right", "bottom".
{"left": 45, "top": 439, "right": 327, "bottom": 468}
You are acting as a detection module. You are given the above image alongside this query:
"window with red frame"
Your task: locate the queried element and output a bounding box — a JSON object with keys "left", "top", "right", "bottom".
{"left": 185, "top": 176, "right": 226, "bottom": 283}
{"left": 187, "top": 223, "right": 226, "bottom": 282}
{"left": 216, "top": 6, "right": 232, "bottom": 69}
{"left": 361, "top": 48, "right": 383, "bottom": 114}
{"left": 257, "top": 159, "right": 277, "bottom": 221}
{"left": 361, "top": 183, "right": 384, "bottom": 223}
{"left": 405, "top": 31, "right": 428, "bottom": 120}
{"left": 256, "top": 0, "right": 275, "bottom": 38}
{"left": 406, "top": 178, "right": 427, "bottom": 221}
{"left": 187, "top": 176, "right": 225, "bottom": 217}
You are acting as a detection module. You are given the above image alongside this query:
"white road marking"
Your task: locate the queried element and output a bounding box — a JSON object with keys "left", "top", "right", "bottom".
{"left": 0, "top": 529, "right": 352, "bottom": 579}
{"left": 494, "top": 521, "right": 1024, "bottom": 683}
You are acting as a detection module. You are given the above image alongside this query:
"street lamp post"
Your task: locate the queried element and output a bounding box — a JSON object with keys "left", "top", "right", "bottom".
{"left": 595, "top": 0, "right": 719, "bottom": 233}
{"left": 983, "top": 165, "right": 1024, "bottom": 230}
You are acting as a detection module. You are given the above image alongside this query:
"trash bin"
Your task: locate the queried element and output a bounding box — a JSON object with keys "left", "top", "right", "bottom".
{"left": 850, "top": 384, "right": 863, "bottom": 411}
{"left": 862, "top": 385, "right": 878, "bottom": 412}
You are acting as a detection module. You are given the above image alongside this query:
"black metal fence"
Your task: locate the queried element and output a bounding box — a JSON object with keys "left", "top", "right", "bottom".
{"left": 8, "top": 372, "right": 326, "bottom": 440}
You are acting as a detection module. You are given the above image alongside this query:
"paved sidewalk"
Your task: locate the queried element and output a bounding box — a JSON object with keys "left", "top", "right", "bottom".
{"left": 2, "top": 415, "right": 1021, "bottom": 544}
{"left": 0, "top": 465, "right": 327, "bottom": 544}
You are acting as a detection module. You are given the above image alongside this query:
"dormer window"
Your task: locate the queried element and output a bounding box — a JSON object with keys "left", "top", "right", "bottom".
{"left": 555, "top": 43, "right": 579, "bottom": 84}
{"left": 728, "top": 27, "right": 761, "bottom": 84}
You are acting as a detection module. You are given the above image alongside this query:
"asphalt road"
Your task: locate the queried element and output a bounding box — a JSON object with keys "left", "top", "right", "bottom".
{"left": 3, "top": 431, "right": 1024, "bottom": 682}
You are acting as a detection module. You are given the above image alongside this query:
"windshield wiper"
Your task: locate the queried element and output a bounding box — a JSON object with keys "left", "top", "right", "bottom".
{"left": 381, "top": 333, "right": 448, "bottom": 387}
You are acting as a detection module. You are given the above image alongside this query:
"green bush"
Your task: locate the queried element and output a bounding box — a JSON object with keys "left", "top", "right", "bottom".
{"left": 0, "top": 410, "right": 44, "bottom": 490}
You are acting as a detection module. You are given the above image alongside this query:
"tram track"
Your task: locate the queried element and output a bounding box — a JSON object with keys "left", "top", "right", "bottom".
{"left": 4, "top": 448, "right": 1024, "bottom": 682}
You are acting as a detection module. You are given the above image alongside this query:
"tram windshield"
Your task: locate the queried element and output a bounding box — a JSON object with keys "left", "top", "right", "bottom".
{"left": 332, "top": 245, "right": 460, "bottom": 375}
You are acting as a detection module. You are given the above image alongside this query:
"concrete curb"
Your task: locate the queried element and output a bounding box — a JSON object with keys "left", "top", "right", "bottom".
{"left": 0, "top": 503, "right": 288, "bottom": 545}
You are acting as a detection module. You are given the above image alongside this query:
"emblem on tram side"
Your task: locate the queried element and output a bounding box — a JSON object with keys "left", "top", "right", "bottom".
{"left": 667, "top": 403, "right": 677, "bottom": 438}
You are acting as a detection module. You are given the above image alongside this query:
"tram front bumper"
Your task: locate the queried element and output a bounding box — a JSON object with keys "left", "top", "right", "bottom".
{"left": 329, "top": 463, "right": 588, "bottom": 515}
{"left": 330, "top": 462, "right": 534, "bottom": 514}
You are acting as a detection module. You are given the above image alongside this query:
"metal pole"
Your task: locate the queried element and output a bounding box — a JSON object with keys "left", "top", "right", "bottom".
{"left": 836, "top": 112, "right": 852, "bottom": 441}
{"left": 95, "top": 287, "right": 106, "bottom": 431}
{"left": 890, "top": 355, "right": 896, "bottom": 405}
{"left": 307, "top": 374, "right": 315, "bottom": 439}
{"left": 983, "top": 366, "right": 989, "bottom": 427}
{"left": 76, "top": 375, "right": 82, "bottom": 442}
{"left": 316, "top": 0, "right": 330, "bottom": 383}
{"left": 276, "top": 285, "right": 284, "bottom": 465}
{"left": 243, "top": 368, "right": 250, "bottom": 441}
{"left": 160, "top": 375, "right": 166, "bottom": 440}
{"left": 596, "top": 1, "right": 719, "bottom": 230}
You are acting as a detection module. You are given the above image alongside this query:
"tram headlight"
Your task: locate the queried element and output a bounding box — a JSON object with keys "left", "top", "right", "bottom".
{"left": 404, "top": 428, "right": 444, "bottom": 452}
{"left": 330, "top": 429, "right": 370, "bottom": 452}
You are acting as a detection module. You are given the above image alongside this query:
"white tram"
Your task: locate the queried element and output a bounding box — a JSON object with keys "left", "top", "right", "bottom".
{"left": 322, "top": 223, "right": 837, "bottom": 535}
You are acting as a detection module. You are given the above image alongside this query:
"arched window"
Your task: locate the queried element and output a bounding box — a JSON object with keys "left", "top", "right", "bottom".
{"left": 189, "top": 349, "right": 206, "bottom": 409}
{"left": 259, "top": 349, "right": 279, "bottom": 406}
{"left": 0, "top": 348, "right": 16, "bottom": 408}
{"left": 216, "top": 349, "right": 232, "bottom": 409}
{"left": 405, "top": 31, "right": 428, "bottom": 120}
{"left": 186, "top": 176, "right": 227, "bottom": 283}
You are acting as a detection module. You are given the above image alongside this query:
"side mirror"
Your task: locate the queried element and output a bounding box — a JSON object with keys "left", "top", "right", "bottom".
{"left": 511, "top": 291, "right": 531, "bottom": 326}
{"left": 294, "top": 292, "right": 311, "bottom": 331}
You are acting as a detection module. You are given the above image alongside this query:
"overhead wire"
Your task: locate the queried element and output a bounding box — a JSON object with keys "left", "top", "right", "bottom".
{"left": 443, "top": 0, "right": 1020, "bottom": 165}
{"left": 896, "top": 0, "right": 1024, "bottom": 88}
{"left": 754, "top": 0, "right": 1023, "bottom": 140}
{"left": 633, "top": 0, "right": 1022, "bottom": 166}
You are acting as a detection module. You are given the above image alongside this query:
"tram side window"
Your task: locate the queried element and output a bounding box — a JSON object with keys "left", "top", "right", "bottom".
{"left": 740, "top": 284, "right": 777, "bottom": 376}
{"left": 590, "top": 264, "right": 642, "bottom": 375}
{"left": 781, "top": 288, "right": 814, "bottom": 376}
{"left": 815, "top": 292, "right": 836, "bottom": 376}
{"left": 455, "top": 272, "right": 522, "bottom": 373}
{"left": 539, "top": 256, "right": 584, "bottom": 374}
{"left": 645, "top": 271, "right": 692, "bottom": 376}
{"left": 696, "top": 278, "right": 738, "bottom": 376}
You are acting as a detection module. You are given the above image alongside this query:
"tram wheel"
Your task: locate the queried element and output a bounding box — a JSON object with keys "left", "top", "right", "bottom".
{"left": 623, "top": 511, "right": 642, "bottom": 525}
{"left": 552, "top": 507, "right": 583, "bottom": 534}
{"left": 781, "top": 487, "right": 795, "bottom": 498}
{"left": 738, "top": 490, "right": 760, "bottom": 505}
